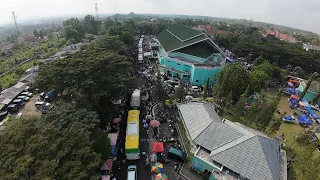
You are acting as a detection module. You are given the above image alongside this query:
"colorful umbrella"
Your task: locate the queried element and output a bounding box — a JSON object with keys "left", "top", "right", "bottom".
{"left": 150, "top": 120, "right": 160, "bottom": 127}
{"left": 287, "top": 82, "right": 293, "bottom": 87}
{"left": 149, "top": 153, "right": 158, "bottom": 162}
{"left": 146, "top": 115, "right": 153, "bottom": 119}
{"left": 112, "top": 118, "right": 121, "bottom": 123}
{"left": 155, "top": 173, "right": 168, "bottom": 180}
{"left": 185, "top": 95, "right": 193, "bottom": 101}
{"left": 152, "top": 162, "right": 164, "bottom": 173}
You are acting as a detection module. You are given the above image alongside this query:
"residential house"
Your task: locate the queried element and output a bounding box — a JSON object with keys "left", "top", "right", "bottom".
{"left": 177, "top": 102, "right": 287, "bottom": 180}
{"left": 157, "top": 24, "right": 228, "bottom": 86}
{"left": 266, "top": 30, "right": 296, "bottom": 43}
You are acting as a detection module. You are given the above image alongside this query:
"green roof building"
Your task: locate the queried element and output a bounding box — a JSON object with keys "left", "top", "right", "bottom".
{"left": 156, "top": 24, "right": 229, "bottom": 86}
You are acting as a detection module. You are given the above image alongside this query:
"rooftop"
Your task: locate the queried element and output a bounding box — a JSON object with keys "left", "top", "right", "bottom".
{"left": 177, "top": 102, "right": 283, "bottom": 180}
{"left": 0, "top": 82, "right": 27, "bottom": 107}
{"left": 157, "top": 24, "right": 223, "bottom": 57}
{"left": 300, "top": 79, "right": 320, "bottom": 94}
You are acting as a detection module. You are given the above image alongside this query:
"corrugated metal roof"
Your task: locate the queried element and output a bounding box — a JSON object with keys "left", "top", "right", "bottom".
{"left": 177, "top": 102, "right": 282, "bottom": 180}
{"left": 177, "top": 102, "right": 213, "bottom": 140}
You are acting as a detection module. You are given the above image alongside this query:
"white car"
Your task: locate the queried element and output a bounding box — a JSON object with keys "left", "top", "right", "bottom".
{"left": 17, "top": 96, "right": 30, "bottom": 101}
{"left": 191, "top": 86, "right": 201, "bottom": 92}
{"left": 127, "top": 165, "right": 137, "bottom": 180}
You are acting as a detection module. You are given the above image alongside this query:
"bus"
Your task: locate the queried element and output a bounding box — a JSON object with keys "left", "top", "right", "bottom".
{"left": 125, "top": 110, "right": 140, "bottom": 160}
{"left": 130, "top": 89, "right": 141, "bottom": 109}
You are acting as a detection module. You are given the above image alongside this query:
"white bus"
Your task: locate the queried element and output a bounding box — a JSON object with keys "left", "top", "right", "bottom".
{"left": 130, "top": 89, "right": 141, "bottom": 109}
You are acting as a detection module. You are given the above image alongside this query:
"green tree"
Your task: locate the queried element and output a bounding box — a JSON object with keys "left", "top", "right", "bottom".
{"left": 39, "top": 30, "right": 44, "bottom": 39}
{"left": 250, "top": 70, "right": 269, "bottom": 92}
{"left": 234, "top": 85, "right": 250, "bottom": 116}
{"left": 35, "top": 34, "right": 134, "bottom": 126}
{"left": 153, "top": 76, "right": 168, "bottom": 104}
{"left": 300, "top": 72, "right": 317, "bottom": 98}
{"left": 293, "top": 148, "right": 320, "bottom": 180}
{"left": 0, "top": 104, "right": 104, "bottom": 179}
{"left": 174, "top": 81, "right": 185, "bottom": 102}
{"left": 203, "top": 78, "right": 210, "bottom": 99}
{"left": 63, "top": 18, "right": 85, "bottom": 42}
{"left": 214, "top": 63, "right": 250, "bottom": 101}
{"left": 33, "top": 29, "right": 39, "bottom": 37}
{"left": 253, "top": 55, "right": 267, "bottom": 66}
{"left": 82, "top": 15, "right": 100, "bottom": 35}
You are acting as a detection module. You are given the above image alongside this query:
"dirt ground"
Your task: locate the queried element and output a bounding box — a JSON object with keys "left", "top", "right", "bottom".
{"left": 18, "top": 95, "right": 42, "bottom": 118}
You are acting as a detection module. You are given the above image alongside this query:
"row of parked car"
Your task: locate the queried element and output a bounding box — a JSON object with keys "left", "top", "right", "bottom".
{"left": 0, "top": 90, "right": 33, "bottom": 121}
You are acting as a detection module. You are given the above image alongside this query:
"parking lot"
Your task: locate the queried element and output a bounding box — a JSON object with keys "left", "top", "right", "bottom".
{"left": 17, "top": 95, "right": 42, "bottom": 118}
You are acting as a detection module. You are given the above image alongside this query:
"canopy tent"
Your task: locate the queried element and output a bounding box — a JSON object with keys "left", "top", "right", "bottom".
{"left": 152, "top": 142, "right": 164, "bottom": 152}
{"left": 310, "top": 112, "right": 320, "bottom": 119}
{"left": 297, "top": 114, "right": 313, "bottom": 125}
{"left": 291, "top": 94, "right": 298, "bottom": 99}
{"left": 287, "top": 88, "right": 295, "bottom": 94}
{"left": 108, "top": 133, "right": 118, "bottom": 145}
{"left": 289, "top": 98, "right": 298, "bottom": 107}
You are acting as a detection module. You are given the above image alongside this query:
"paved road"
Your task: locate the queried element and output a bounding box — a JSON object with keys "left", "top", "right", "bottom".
{"left": 111, "top": 76, "right": 151, "bottom": 180}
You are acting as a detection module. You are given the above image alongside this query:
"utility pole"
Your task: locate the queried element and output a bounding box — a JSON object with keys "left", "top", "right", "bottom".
{"left": 94, "top": 3, "right": 99, "bottom": 20}
{"left": 12, "top": 11, "right": 18, "bottom": 33}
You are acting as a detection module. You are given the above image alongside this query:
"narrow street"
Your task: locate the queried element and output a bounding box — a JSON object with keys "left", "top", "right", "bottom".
{"left": 111, "top": 73, "right": 151, "bottom": 180}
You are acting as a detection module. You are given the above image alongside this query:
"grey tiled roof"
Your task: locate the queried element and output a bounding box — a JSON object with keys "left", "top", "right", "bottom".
{"left": 194, "top": 121, "right": 243, "bottom": 151}
{"left": 177, "top": 102, "right": 282, "bottom": 180}
{"left": 177, "top": 102, "right": 213, "bottom": 140}
{"left": 210, "top": 136, "right": 281, "bottom": 180}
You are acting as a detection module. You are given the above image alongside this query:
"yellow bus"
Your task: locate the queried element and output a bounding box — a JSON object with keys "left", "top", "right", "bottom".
{"left": 125, "top": 110, "right": 140, "bottom": 160}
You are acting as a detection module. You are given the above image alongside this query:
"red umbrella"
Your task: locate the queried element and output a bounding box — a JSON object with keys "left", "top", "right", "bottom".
{"left": 152, "top": 142, "right": 164, "bottom": 152}
{"left": 150, "top": 120, "right": 160, "bottom": 127}
{"left": 100, "top": 159, "right": 113, "bottom": 171}
{"left": 112, "top": 118, "right": 121, "bottom": 123}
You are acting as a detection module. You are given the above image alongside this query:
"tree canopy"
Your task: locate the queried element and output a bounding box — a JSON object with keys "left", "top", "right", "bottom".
{"left": 214, "top": 63, "right": 250, "bottom": 100}
{"left": 0, "top": 104, "right": 107, "bottom": 179}
{"left": 35, "top": 34, "right": 135, "bottom": 126}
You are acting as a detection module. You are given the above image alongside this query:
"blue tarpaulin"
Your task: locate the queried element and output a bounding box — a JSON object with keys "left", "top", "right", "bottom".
{"left": 287, "top": 88, "right": 295, "bottom": 94}
{"left": 297, "top": 114, "right": 313, "bottom": 125}
{"left": 111, "top": 145, "right": 117, "bottom": 156}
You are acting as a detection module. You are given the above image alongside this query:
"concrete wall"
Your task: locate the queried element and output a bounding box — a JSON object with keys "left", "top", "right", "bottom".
{"left": 191, "top": 67, "right": 222, "bottom": 86}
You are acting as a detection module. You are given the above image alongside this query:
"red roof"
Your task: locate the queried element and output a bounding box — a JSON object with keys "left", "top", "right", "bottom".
{"left": 207, "top": 29, "right": 230, "bottom": 37}
{"left": 197, "top": 25, "right": 211, "bottom": 32}
{"left": 24, "top": 36, "right": 38, "bottom": 43}
{"left": 266, "top": 30, "right": 296, "bottom": 42}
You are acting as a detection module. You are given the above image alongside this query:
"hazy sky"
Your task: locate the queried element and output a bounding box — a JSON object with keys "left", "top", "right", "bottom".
{"left": 1, "top": 0, "right": 320, "bottom": 33}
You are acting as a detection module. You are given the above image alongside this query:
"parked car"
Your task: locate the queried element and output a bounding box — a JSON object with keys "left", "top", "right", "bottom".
{"left": 17, "top": 96, "right": 30, "bottom": 101}
{"left": 191, "top": 86, "right": 201, "bottom": 92}
{"left": 12, "top": 99, "right": 25, "bottom": 106}
{"left": 7, "top": 104, "right": 19, "bottom": 113}
{"left": 35, "top": 101, "right": 45, "bottom": 109}
{"left": 127, "top": 165, "right": 137, "bottom": 180}
{"left": 39, "top": 103, "right": 54, "bottom": 114}
{"left": 0, "top": 111, "right": 8, "bottom": 121}
{"left": 20, "top": 92, "right": 33, "bottom": 97}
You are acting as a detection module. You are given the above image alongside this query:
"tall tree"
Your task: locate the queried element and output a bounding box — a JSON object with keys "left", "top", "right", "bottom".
{"left": 63, "top": 18, "right": 84, "bottom": 42}
{"left": 0, "top": 104, "right": 105, "bottom": 179}
{"left": 250, "top": 69, "right": 269, "bottom": 92}
{"left": 253, "top": 55, "right": 267, "bottom": 66}
{"left": 82, "top": 15, "right": 100, "bottom": 35}
{"left": 39, "top": 30, "right": 44, "bottom": 39}
{"left": 153, "top": 76, "right": 168, "bottom": 104}
{"left": 203, "top": 78, "right": 210, "bottom": 99}
{"left": 33, "top": 29, "right": 39, "bottom": 37}
{"left": 35, "top": 34, "right": 134, "bottom": 126}
{"left": 214, "top": 63, "right": 250, "bottom": 101}
{"left": 300, "top": 72, "right": 317, "bottom": 98}
{"left": 174, "top": 81, "right": 185, "bottom": 102}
